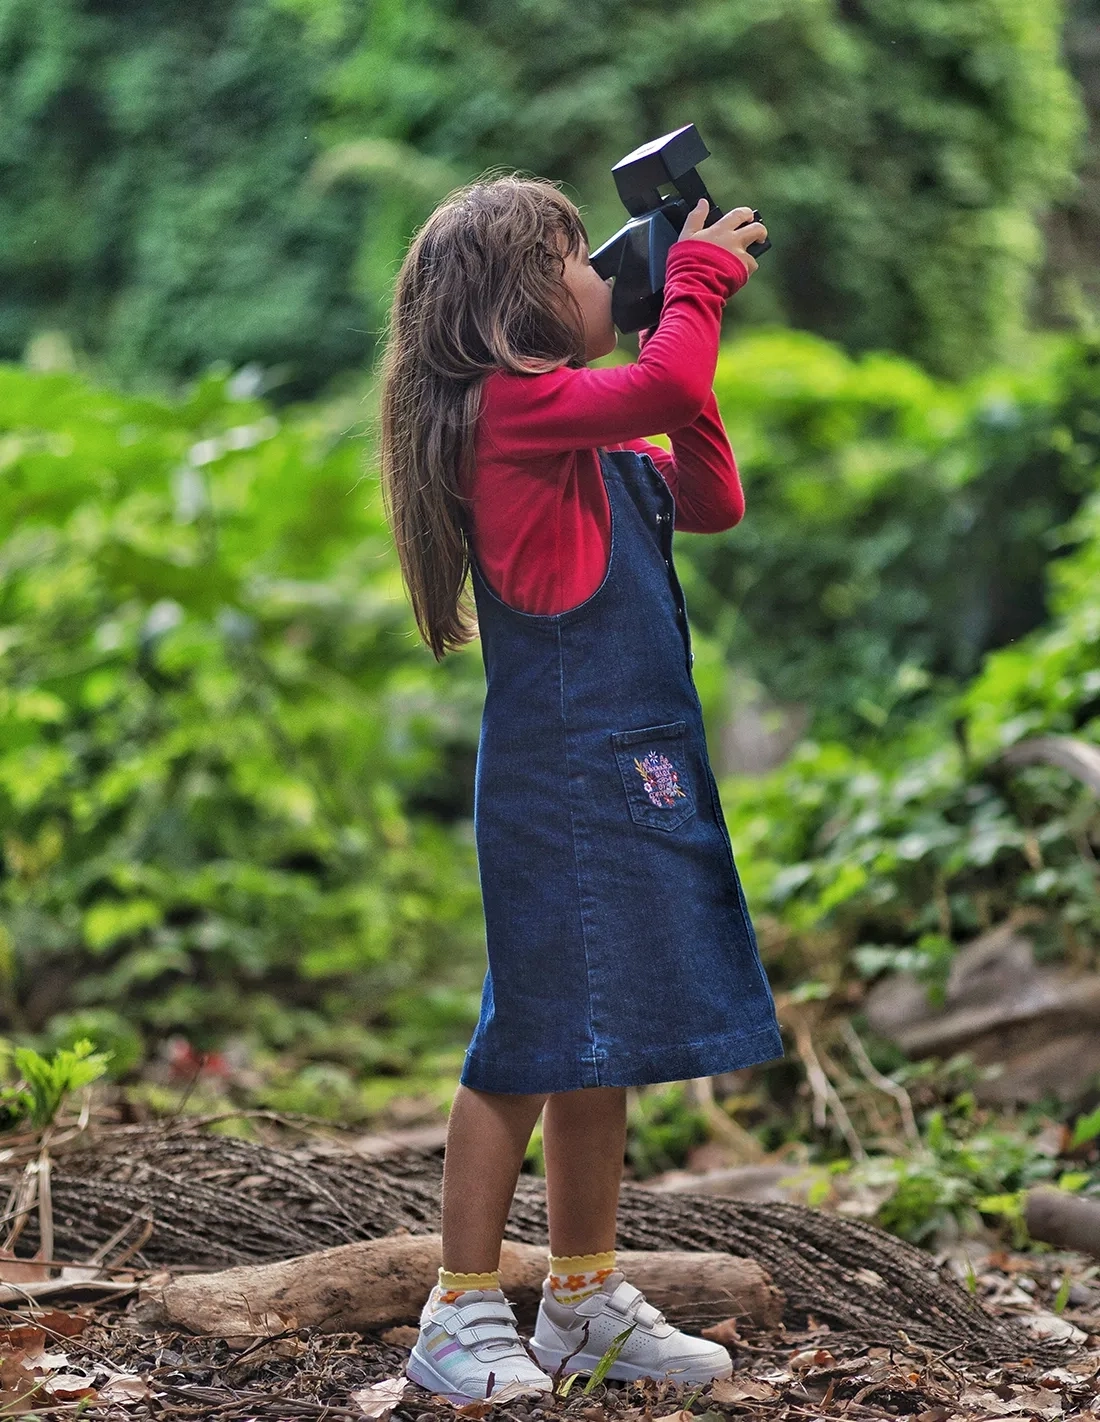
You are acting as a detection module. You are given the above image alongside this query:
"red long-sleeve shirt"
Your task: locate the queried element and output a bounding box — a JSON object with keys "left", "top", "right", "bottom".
{"left": 466, "top": 241, "right": 748, "bottom": 615}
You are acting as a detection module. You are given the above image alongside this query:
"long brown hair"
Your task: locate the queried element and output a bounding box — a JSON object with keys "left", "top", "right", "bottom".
{"left": 378, "top": 175, "right": 589, "bottom": 659}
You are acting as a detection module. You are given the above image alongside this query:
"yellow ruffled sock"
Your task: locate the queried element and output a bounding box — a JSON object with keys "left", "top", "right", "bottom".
{"left": 430, "top": 1265, "right": 501, "bottom": 1308}
{"left": 547, "top": 1250, "right": 617, "bottom": 1305}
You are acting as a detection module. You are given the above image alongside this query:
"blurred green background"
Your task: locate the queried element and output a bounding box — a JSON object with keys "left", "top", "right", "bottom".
{"left": 2, "top": 0, "right": 1099, "bottom": 1238}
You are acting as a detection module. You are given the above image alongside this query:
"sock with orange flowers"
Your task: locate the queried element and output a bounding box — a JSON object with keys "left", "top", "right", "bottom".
{"left": 547, "top": 1250, "right": 617, "bottom": 1305}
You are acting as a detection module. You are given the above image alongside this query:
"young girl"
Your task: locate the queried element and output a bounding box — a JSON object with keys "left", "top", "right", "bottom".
{"left": 379, "top": 174, "right": 782, "bottom": 1405}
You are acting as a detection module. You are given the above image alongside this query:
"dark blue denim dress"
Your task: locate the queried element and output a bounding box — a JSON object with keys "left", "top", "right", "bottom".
{"left": 460, "top": 448, "right": 783, "bottom": 1095}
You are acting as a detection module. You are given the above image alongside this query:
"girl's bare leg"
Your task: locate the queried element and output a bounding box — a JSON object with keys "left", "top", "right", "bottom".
{"left": 542, "top": 1086, "right": 627, "bottom": 1256}
{"left": 441, "top": 1083, "right": 547, "bottom": 1274}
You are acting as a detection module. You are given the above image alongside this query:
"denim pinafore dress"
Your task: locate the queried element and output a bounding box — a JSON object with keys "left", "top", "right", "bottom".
{"left": 460, "top": 448, "right": 783, "bottom": 1095}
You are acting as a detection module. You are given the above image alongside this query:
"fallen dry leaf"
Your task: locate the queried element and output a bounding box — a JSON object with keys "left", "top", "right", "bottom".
{"left": 351, "top": 1375, "right": 409, "bottom": 1419}
{"left": 700, "top": 1318, "right": 741, "bottom": 1347}
{"left": 1014, "top": 1387, "right": 1065, "bottom": 1418}
{"left": 789, "top": 1347, "right": 837, "bottom": 1371}
{"left": 31, "top": 1348, "right": 71, "bottom": 1371}
{"left": 0, "top": 1250, "right": 50, "bottom": 1286}
{"left": 454, "top": 1402, "right": 491, "bottom": 1418}
{"left": 380, "top": 1325, "right": 419, "bottom": 1348}
{"left": 5, "top": 1310, "right": 89, "bottom": 1339}
{"left": 0, "top": 1325, "right": 47, "bottom": 1353}
{"left": 0, "top": 1352, "right": 48, "bottom": 1409}
{"left": 99, "top": 1374, "right": 153, "bottom": 1402}
{"left": 652, "top": 1411, "right": 694, "bottom": 1422}
{"left": 40, "top": 1371, "right": 99, "bottom": 1402}
{"left": 961, "top": 1387, "right": 1024, "bottom": 1412}
{"left": 1025, "top": 1314, "right": 1089, "bottom": 1345}
{"left": 710, "top": 1377, "right": 777, "bottom": 1404}
{"left": 488, "top": 1379, "right": 552, "bottom": 1403}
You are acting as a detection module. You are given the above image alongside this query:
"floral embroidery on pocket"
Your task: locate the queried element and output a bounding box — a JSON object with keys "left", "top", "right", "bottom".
{"left": 633, "top": 751, "right": 688, "bottom": 809}
{"left": 612, "top": 721, "right": 695, "bottom": 831}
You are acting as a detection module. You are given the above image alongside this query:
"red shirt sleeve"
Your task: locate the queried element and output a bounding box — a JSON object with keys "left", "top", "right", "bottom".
{"left": 468, "top": 239, "right": 748, "bottom": 615}
{"left": 611, "top": 383, "right": 745, "bottom": 533}
{"left": 478, "top": 241, "right": 748, "bottom": 457}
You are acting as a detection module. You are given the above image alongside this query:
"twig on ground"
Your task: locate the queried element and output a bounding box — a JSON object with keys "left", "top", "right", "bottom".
{"left": 789, "top": 1016, "right": 865, "bottom": 1161}
{"left": 84, "top": 1210, "right": 156, "bottom": 1270}
{"left": 841, "top": 1021, "right": 921, "bottom": 1149}
{"left": 1, "top": 1156, "right": 38, "bottom": 1253}
{"left": 36, "top": 1131, "right": 54, "bottom": 1269}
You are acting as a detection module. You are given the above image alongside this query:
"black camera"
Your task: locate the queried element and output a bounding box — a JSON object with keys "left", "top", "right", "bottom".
{"left": 589, "top": 124, "right": 770, "bottom": 334}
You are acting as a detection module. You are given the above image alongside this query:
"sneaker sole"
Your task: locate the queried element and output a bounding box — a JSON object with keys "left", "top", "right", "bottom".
{"left": 529, "top": 1341, "right": 733, "bottom": 1385}
{"left": 406, "top": 1346, "right": 553, "bottom": 1405}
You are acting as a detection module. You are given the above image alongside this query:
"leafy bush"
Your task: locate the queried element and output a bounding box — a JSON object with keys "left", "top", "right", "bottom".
{"left": 3, "top": 1, "right": 1085, "bottom": 389}
{"left": 625, "top": 1084, "right": 710, "bottom": 1179}
{"left": 0, "top": 0, "right": 371, "bottom": 397}
{"left": 688, "top": 332, "right": 1100, "bottom": 738}
{"left": 0, "top": 1038, "right": 112, "bottom": 1131}
{"left": 856, "top": 1100, "right": 1085, "bottom": 1246}
{"left": 725, "top": 734, "right": 1100, "bottom": 980}
{"left": 314, "top": 0, "right": 1082, "bottom": 379}
{"left": 719, "top": 422, "right": 1100, "bottom": 986}
{"left": 0, "top": 364, "right": 486, "bottom": 1064}
{"left": 967, "top": 486, "right": 1100, "bottom": 753}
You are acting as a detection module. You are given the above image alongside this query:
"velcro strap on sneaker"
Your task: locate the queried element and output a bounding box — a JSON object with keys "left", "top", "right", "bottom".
{"left": 440, "top": 1300, "right": 517, "bottom": 1336}
{"left": 456, "top": 1321, "right": 523, "bottom": 1347}
{"left": 606, "top": 1280, "right": 663, "bottom": 1328}
{"left": 605, "top": 1280, "right": 643, "bottom": 1314}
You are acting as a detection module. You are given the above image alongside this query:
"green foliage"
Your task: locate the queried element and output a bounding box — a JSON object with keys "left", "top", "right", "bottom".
{"left": 40, "top": 1009, "right": 143, "bottom": 1077}
{"left": 690, "top": 332, "right": 1100, "bottom": 737}
{"left": 0, "top": 1037, "right": 112, "bottom": 1131}
{"left": 0, "top": 362, "right": 487, "bottom": 1061}
{"left": 0, "top": 0, "right": 370, "bottom": 396}
{"left": 724, "top": 734, "right": 1100, "bottom": 969}
{"left": 583, "top": 1325, "right": 638, "bottom": 1393}
{"left": 716, "top": 361, "right": 1100, "bottom": 970}
{"left": 966, "top": 486, "right": 1100, "bottom": 754}
{"left": 12, "top": 1037, "right": 111, "bottom": 1129}
{"left": 317, "top": 0, "right": 1082, "bottom": 378}
{"left": 1072, "top": 1105, "right": 1100, "bottom": 1148}
{"left": 855, "top": 1102, "right": 1076, "bottom": 1246}
{"left": 625, "top": 1083, "right": 709, "bottom": 1178}
{"left": 0, "top": 1, "right": 1087, "bottom": 390}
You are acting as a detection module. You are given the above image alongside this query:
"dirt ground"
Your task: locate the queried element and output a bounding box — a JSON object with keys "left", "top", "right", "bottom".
{"left": 0, "top": 1116, "right": 1096, "bottom": 1420}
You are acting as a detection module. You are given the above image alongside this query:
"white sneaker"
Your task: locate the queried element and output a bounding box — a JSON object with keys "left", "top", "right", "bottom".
{"left": 530, "top": 1271, "right": 733, "bottom": 1385}
{"left": 406, "top": 1288, "right": 554, "bottom": 1405}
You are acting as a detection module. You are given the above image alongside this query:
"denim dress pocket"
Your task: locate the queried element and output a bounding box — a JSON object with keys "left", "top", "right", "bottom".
{"left": 611, "top": 721, "right": 696, "bottom": 832}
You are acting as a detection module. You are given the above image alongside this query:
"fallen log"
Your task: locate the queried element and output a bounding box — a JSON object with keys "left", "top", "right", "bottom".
{"left": 136, "top": 1232, "right": 782, "bottom": 1344}
{"left": 1026, "top": 1188, "right": 1100, "bottom": 1259}
{"left": 2, "top": 1122, "right": 1057, "bottom": 1360}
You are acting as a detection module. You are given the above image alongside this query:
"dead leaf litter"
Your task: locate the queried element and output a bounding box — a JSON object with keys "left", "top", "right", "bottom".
{"left": 0, "top": 1242, "right": 1091, "bottom": 1422}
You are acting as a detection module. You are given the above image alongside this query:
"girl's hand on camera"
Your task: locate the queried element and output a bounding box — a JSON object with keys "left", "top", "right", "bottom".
{"left": 677, "top": 198, "right": 766, "bottom": 276}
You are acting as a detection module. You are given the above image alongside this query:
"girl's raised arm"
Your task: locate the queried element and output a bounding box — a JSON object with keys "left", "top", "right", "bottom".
{"left": 614, "top": 386, "right": 745, "bottom": 534}
{"left": 478, "top": 242, "right": 747, "bottom": 458}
